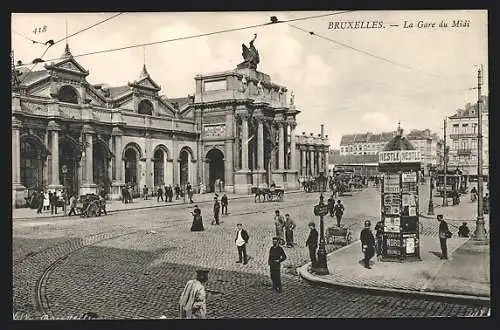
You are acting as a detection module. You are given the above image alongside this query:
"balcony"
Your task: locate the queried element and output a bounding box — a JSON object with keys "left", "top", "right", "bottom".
{"left": 449, "top": 132, "right": 477, "bottom": 139}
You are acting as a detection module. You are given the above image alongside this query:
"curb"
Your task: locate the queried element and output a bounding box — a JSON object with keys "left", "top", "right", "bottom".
{"left": 297, "top": 241, "right": 490, "bottom": 306}
{"left": 13, "top": 190, "right": 303, "bottom": 221}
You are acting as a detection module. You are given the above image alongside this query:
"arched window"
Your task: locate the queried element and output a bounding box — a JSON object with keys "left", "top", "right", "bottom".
{"left": 138, "top": 99, "right": 153, "bottom": 115}
{"left": 58, "top": 85, "right": 79, "bottom": 104}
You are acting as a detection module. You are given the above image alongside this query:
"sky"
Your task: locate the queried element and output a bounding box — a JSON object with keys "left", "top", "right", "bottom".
{"left": 11, "top": 11, "right": 488, "bottom": 147}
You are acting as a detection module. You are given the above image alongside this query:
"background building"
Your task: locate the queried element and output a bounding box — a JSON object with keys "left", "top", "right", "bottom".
{"left": 338, "top": 129, "right": 442, "bottom": 175}
{"left": 447, "top": 95, "right": 489, "bottom": 179}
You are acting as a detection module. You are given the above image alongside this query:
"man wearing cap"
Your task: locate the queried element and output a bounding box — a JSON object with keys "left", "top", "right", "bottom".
{"left": 333, "top": 200, "right": 345, "bottom": 227}
{"left": 438, "top": 214, "right": 451, "bottom": 259}
{"left": 235, "top": 223, "right": 250, "bottom": 264}
{"left": 268, "top": 237, "right": 287, "bottom": 293}
{"left": 360, "top": 220, "right": 375, "bottom": 269}
{"left": 179, "top": 269, "right": 209, "bottom": 319}
{"left": 212, "top": 197, "right": 221, "bottom": 225}
{"left": 305, "top": 222, "right": 318, "bottom": 268}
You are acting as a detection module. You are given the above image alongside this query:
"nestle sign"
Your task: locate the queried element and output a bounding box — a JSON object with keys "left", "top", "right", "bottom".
{"left": 379, "top": 150, "right": 421, "bottom": 163}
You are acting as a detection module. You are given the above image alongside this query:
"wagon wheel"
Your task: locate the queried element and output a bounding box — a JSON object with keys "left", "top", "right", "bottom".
{"left": 87, "top": 201, "right": 99, "bottom": 217}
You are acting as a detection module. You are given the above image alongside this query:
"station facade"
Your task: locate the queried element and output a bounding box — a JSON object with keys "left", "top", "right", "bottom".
{"left": 11, "top": 43, "right": 329, "bottom": 207}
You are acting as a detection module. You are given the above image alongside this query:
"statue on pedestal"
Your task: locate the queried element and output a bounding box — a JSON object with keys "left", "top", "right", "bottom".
{"left": 237, "top": 34, "right": 260, "bottom": 70}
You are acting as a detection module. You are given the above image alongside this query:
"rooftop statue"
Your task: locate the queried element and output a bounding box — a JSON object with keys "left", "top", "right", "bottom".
{"left": 237, "top": 34, "right": 260, "bottom": 70}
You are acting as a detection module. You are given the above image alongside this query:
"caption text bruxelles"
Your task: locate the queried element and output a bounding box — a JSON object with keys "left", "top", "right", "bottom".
{"left": 328, "top": 20, "right": 470, "bottom": 30}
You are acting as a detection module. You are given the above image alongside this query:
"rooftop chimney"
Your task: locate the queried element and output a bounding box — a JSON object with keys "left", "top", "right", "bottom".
{"left": 320, "top": 124, "right": 324, "bottom": 138}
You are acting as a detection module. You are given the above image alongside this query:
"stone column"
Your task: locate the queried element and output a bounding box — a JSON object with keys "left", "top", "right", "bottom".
{"left": 80, "top": 124, "right": 96, "bottom": 194}
{"left": 309, "top": 148, "right": 314, "bottom": 176}
{"left": 278, "top": 122, "right": 285, "bottom": 170}
{"left": 47, "top": 120, "right": 61, "bottom": 188}
{"left": 12, "top": 118, "right": 22, "bottom": 185}
{"left": 241, "top": 114, "right": 249, "bottom": 171}
{"left": 289, "top": 122, "right": 296, "bottom": 171}
{"left": 257, "top": 118, "right": 264, "bottom": 170}
{"left": 107, "top": 136, "right": 113, "bottom": 182}
{"left": 301, "top": 149, "right": 306, "bottom": 176}
{"left": 224, "top": 111, "right": 234, "bottom": 190}
{"left": 12, "top": 117, "right": 25, "bottom": 207}
{"left": 111, "top": 127, "right": 123, "bottom": 200}
{"left": 43, "top": 131, "right": 49, "bottom": 187}
{"left": 172, "top": 135, "right": 179, "bottom": 184}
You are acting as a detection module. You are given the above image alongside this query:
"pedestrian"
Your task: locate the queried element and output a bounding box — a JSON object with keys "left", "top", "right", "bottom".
{"left": 458, "top": 222, "right": 470, "bottom": 238}
{"left": 214, "top": 178, "right": 220, "bottom": 193}
{"left": 284, "top": 214, "right": 296, "bottom": 248}
{"left": 483, "top": 193, "right": 489, "bottom": 214}
{"left": 327, "top": 194, "right": 335, "bottom": 217}
{"left": 68, "top": 194, "right": 77, "bottom": 216}
{"left": 157, "top": 186, "right": 164, "bottom": 202}
{"left": 98, "top": 194, "right": 107, "bottom": 216}
{"left": 143, "top": 185, "right": 149, "bottom": 200}
{"left": 374, "top": 220, "right": 384, "bottom": 260}
{"left": 219, "top": 180, "right": 224, "bottom": 193}
{"left": 273, "top": 210, "right": 285, "bottom": 245}
{"left": 186, "top": 182, "right": 194, "bottom": 203}
{"left": 333, "top": 200, "right": 345, "bottom": 227}
{"left": 178, "top": 269, "right": 209, "bottom": 319}
{"left": 438, "top": 214, "right": 452, "bottom": 259}
{"left": 268, "top": 237, "right": 287, "bottom": 293}
{"left": 36, "top": 191, "right": 44, "bottom": 214}
{"left": 43, "top": 191, "right": 50, "bottom": 211}
{"left": 234, "top": 223, "right": 250, "bottom": 264}
{"left": 470, "top": 186, "right": 477, "bottom": 202}
{"left": 175, "top": 184, "right": 180, "bottom": 200}
{"left": 212, "top": 197, "right": 220, "bottom": 225}
{"left": 50, "top": 191, "right": 58, "bottom": 215}
{"left": 191, "top": 205, "right": 204, "bottom": 231}
{"left": 360, "top": 220, "right": 375, "bottom": 269}
{"left": 305, "top": 222, "right": 318, "bottom": 268}
{"left": 221, "top": 194, "right": 228, "bottom": 215}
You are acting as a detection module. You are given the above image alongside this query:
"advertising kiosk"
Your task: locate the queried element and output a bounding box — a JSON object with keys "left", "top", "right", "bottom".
{"left": 378, "top": 128, "right": 421, "bottom": 262}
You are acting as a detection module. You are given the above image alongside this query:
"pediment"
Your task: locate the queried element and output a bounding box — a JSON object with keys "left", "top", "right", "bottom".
{"left": 45, "top": 58, "right": 89, "bottom": 76}
{"left": 132, "top": 77, "right": 161, "bottom": 91}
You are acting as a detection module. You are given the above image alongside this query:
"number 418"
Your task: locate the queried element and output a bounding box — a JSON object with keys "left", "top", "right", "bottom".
{"left": 33, "top": 26, "right": 47, "bottom": 34}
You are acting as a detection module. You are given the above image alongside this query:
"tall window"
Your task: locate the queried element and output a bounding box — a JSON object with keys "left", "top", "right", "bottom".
{"left": 58, "top": 85, "right": 78, "bottom": 104}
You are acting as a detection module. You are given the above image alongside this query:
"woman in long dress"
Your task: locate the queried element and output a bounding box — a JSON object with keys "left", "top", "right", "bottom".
{"left": 190, "top": 205, "right": 204, "bottom": 231}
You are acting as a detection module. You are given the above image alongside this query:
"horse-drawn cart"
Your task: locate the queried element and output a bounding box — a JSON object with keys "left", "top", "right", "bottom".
{"left": 252, "top": 187, "right": 284, "bottom": 202}
{"left": 326, "top": 225, "right": 352, "bottom": 245}
{"left": 76, "top": 194, "right": 104, "bottom": 218}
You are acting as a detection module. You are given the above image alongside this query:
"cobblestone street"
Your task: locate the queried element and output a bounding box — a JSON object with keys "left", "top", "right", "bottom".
{"left": 13, "top": 188, "right": 487, "bottom": 318}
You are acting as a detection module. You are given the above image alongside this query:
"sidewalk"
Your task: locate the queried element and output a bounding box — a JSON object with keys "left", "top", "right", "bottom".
{"left": 298, "top": 237, "right": 490, "bottom": 304}
{"left": 13, "top": 190, "right": 301, "bottom": 221}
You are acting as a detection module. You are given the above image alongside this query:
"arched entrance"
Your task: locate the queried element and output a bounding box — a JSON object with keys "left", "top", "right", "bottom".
{"left": 93, "top": 140, "right": 112, "bottom": 195}
{"left": 124, "top": 148, "right": 139, "bottom": 185}
{"left": 206, "top": 148, "right": 224, "bottom": 193}
{"left": 154, "top": 148, "right": 165, "bottom": 187}
{"left": 179, "top": 147, "right": 191, "bottom": 186}
{"left": 59, "top": 137, "right": 81, "bottom": 195}
{"left": 20, "top": 135, "right": 47, "bottom": 191}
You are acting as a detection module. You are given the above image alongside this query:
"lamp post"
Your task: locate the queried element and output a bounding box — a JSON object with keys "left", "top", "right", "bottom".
{"left": 474, "top": 66, "right": 486, "bottom": 241}
{"left": 313, "top": 171, "right": 329, "bottom": 275}
{"left": 62, "top": 165, "right": 68, "bottom": 216}
{"left": 427, "top": 173, "right": 434, "bottom": 215}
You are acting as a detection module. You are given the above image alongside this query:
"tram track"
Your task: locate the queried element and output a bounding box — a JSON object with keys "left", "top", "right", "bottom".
{"left": 19, "top": 193, "right": 320, "bottom": 317}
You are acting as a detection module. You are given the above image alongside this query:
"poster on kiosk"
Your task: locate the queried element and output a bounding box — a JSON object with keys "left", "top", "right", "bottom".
{"left": 379, "top": 144, "right": 422, "bottom": 262}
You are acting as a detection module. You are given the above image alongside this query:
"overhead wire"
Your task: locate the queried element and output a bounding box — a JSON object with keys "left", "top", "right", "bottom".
{"left": 13, "top": 10, "right": 355, "bottom": 68}
{"left": 13, "top": 30, "right": 45, "bottom": 45}
{"left": 16, "top": 12, "right": 126, "bottom": 85}
{"left": 288, "top": 24, "right": 450, "bottom": 81}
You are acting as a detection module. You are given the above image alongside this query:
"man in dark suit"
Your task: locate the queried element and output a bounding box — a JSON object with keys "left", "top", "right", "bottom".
{"left": 235, "top": 223, "right": 250, "bottom": 264}
{"left": 438, "top": 214, "right": 451, "bottom": 259}
{"left": 268, "top": 237, "right": 287, "bottom": 293}
{"left": 212, "top": 197, "right": 220, "bottom": 225}
{"left": 360, "top": 220, "right": 375, "bottom": 269}
{"left": 305, "top": 222, "right": 318, "bottom": 268}
{"left": 221, "top": 194, "right": 228, "bottom": 215}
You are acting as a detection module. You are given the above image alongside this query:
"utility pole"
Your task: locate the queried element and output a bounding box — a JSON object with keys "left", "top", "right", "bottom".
{"left": 442, "top": 119, "right": 448, "bottom": 207}
{"left": 474, "top": 65, "right": 486, "bottom": 241}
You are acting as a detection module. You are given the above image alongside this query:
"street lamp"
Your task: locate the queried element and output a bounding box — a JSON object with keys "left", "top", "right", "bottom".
{"left": 313, "top": 171, "right": 329, "bottom": 275}
{"left": 474, "top": 66, "right": 486, "bottom": 241}
{"left": 428, "top": 175, "right": 434, "bottom": 216}
{"left": 61, "top": 165, "right": 68, "bottom": 215}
